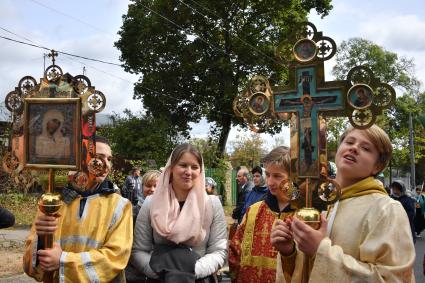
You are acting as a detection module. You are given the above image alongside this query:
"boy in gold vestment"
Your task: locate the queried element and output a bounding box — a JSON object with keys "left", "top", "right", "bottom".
{"left": 23, "top": 136, "right": 133, "bottom": 282}
{"left": 271, "top": 125, "right": 415, "bottom": 282}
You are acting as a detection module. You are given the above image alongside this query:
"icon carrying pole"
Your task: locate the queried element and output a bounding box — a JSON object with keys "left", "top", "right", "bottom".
{"left": 39, "top": 169, "right": 62, "bottom": 283}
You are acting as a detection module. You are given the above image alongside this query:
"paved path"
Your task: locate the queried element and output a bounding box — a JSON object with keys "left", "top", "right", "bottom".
{"left": 1, "top": 228, "right": 423, "bottom": 282}
{"left": 415, "top": 233, "right": 425, "bottom": 280}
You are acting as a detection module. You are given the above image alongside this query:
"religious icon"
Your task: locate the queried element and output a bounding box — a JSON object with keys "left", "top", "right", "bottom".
{"left": 249, "top": 92, "right": 270, "bottom": 115}
{"left": 24, "top": 98, "right": 81, "bottom": 169}
{"left": 348, "top": 84, "right": 373, "bottom": 109}
{"left": 293, "top": 39, "right": 317, "bottom": 62}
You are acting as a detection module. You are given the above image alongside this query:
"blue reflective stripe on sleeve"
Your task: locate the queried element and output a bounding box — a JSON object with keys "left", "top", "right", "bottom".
{"left": 81, "top": 251, "right": 100, "bottom": 283}
{"left": 108, "top": 197, "right": 128, "bottom": 230}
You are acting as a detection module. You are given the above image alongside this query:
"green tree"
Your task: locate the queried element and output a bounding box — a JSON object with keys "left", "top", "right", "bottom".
{"left": 332, "top": 38, "right": 419, "bottom": 92}
{"left": 115, "top": 0, "right": 332, "bottom": 161}
{"left": 97, "top": 109, "right": 182, "bottom": 166}
{"left": 389, "top": 92, "right": 425, "bottom": 184}
{"left": 331, "top": 38, "right": 425, "bottom": 183}
{"left": 229, "top": 133, "right": 267, "bottom": 168}
{"left": 190, "top": 137, "right": 222, "bottom": 168}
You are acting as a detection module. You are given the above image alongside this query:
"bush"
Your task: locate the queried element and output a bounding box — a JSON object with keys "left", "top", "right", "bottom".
{"left": 0, "top": 193, "right": 39, "bottom": 227}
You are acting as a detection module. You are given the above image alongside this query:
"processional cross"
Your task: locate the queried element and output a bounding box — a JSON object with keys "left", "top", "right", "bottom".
{"left": 234, "top": 21, "right": 395, "bottom": 201}
{"left": 233, "top": 22, "right": 396, "bottom": 281}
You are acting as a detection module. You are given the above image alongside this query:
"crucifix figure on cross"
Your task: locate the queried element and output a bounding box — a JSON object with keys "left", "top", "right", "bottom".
{"left": 275, "top": 66, "right": 344, "bottom": 177}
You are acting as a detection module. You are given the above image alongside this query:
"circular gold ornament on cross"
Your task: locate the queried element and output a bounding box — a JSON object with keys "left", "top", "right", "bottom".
{"left": 73, "top": 75, "right": 92, "bottom": 96}
{"left": 18, "top": 76, "right": 37, "bottom": 97}
{"left": 293, "top": 38, "right": 317, "bottom": 63}
{"left": 87, "top": 90, "right": 106, "bottom": 112}
{"left": 349, "top": 108, "right": 376, "bottom": 129}
{"left": 88, "top": 158, "right": 107, "bottom": 177}
{"left": 5, "top": 90, "right": 24, "bottom": 114}
{"left": 44, "top": 64, "right": 63, "bottom": 81}
{"left": 317, "top": 178, "right": 341, "bottom": 204}
{"left": 248, "top": 92, "right": 270, "bottom": 115}
{"left": 347, "top": 84, "right": 374, "bottom": 110}
{"left": 279, "top": 179, "right": 300, "bottom": 201}
{"left": 71, "top": 171, "right": 89, "bottom": 191}
{"left": 2, "top": 152, "right": 21, "bottom": 174}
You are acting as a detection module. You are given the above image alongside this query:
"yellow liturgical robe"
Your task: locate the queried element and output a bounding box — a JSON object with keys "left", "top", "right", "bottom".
{"left": 23, "top": 192, "right": 133, "bottom": 282}
{"left": 277, "top": 177, "right": 416, "bottom": 283}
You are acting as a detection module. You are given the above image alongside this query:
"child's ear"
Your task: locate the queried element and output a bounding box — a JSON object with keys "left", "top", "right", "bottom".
{"left": 371, "top": 163, "right": 382, "bottom": 176}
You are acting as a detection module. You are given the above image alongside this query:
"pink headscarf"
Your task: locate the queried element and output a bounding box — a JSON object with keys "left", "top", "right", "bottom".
{"left": 149, "top": 148, "right": 213, "bottom": 246}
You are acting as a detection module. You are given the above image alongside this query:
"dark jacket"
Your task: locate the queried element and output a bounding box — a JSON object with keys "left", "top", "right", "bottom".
{"left": 240, "top": 185, "right": 268, "bottom": 221}
{"left": 263, "top": 190, "right": 295, "bottom": 214}
{"left": 390, "top": 180, "right": 416, "bottom": 242}
{"left": 232, "top": 181, "right": 254, "bottom": 223}
{"left": 0, "top": 206, "right": 15, "bottom": 229}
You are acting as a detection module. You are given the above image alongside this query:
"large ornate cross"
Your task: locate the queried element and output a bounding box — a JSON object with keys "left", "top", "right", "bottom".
{"left": 233, "top": 22, "right": 396, "bottom": 283}
{"left": 234, "top": 22, "right": 396, "bottom": 182}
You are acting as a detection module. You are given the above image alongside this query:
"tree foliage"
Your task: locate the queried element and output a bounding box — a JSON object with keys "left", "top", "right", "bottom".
{"left": 97, "top": 109, "right": 182, "bottom": 166}
{"left": 330, "top": 38, "right": 425, "bottom": 183}
{"left": 229, "top": 133, "right": 267, "bottom": 168}
{"left": 332, "top": 38, "right": 420, "bottom": 92}
{"left": 190, "top": 137, "right": 223, "bottom": 168}
{"left": 115, "top": 0, "right": 333, "bottom": 160}
{"left": 388, "top": 92, "right": 425, "bottom": 184}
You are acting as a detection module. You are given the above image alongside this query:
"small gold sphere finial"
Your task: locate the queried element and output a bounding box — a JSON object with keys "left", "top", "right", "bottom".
{"left": 38, "top": 193, "right": 62, "bottom": 215}
{"left": 295, "top": 207, "right": 321, "bottom": 229}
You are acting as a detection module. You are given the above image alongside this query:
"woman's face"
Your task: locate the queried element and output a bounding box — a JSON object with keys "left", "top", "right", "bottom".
{"left": 143, "top": 179, "right": 158, "bottom": 197}
{"left": 171, "top": 152, "right": 201, "bottom": 194}
{"left": 335, "top": 129, "right": 380, "bottom": 187}
{"left": 253, "top": 172, "right": 262, "bottom": 186}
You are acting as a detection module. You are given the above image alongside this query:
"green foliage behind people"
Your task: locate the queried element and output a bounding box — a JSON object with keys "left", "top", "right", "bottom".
{"left": 229, "top": 133, "right": 268, "bottom": 168}
{"left": 115, "top": 0, "right": 333, "bottom": 161}
{"left": 97, "top": 109, "right": 182, "bottom": 168}
{"left": 330, "top": 37, "right": 425, "bottom": 183}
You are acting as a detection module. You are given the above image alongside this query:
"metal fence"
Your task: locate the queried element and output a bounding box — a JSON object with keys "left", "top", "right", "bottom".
{"left": 205, "top": 168, "right": 238, "bottom": 206}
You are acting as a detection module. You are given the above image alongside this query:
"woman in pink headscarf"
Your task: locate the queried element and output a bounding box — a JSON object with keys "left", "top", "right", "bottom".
{"left": 130, "top": 143, "right": 227, "bottom": 283}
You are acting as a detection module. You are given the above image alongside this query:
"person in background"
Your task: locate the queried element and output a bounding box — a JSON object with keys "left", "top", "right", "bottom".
{"left": 229, "top": 146, "right": 295, "bottom": 283}
{"left": 126, "top": 169, "right": 161, "bottom": 283}
{"left": 134, "top": 170, "right": 161, "bottom": 220}
{"left": 140, "top": 170, "right": 161, "bottom": 203}
{"left": 239, "top": 166, "right": 268, "bottom": 221}
{"left": 272, "top": 125, "right": 415, "bottom": 282}
{"left": 23, "top": 136, "right": 133, "bottom": 282}
{"left": 415, "top": 185, "right": 425, "bottom": 237}
{"left": 205, "top": 177, "right": 217, "bottom": 195}
{"left": 123, "top": 167, "right": 142, "bottom": 205}
{"left": 390, "top": 180, "right": 416, "bottom": 242}
{"left": 131, "top": 143, "right": 227, "bottom": 282}
{"left": 232, "top": 167, "right": 254, "bottom": 224}
{"left": 0, "top": 206, "right": 15, "bottom": 229}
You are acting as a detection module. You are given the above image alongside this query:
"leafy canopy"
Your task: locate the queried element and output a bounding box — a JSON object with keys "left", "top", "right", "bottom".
{"left": 97, "top": 109, "right": 181, "bottom": 166}
{"left": 330, "top": 38, "right": 425, "bottom": 183}
{"left": 115, "top": 0, "right": 333, "bottom": 159}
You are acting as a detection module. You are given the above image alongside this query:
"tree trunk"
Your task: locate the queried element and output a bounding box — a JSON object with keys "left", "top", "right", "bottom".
{"left": 215, "top": 115, "right": 232, "bottom": 164}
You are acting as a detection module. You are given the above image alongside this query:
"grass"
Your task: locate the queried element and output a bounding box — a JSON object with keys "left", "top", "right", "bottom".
{"left": 0, "top": 193, "right": 40, "bottom": 227}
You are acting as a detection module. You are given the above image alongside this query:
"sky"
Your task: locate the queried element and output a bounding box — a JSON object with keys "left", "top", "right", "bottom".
{"left": 1, "top": 0, "right": 425, "bottom": 152}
